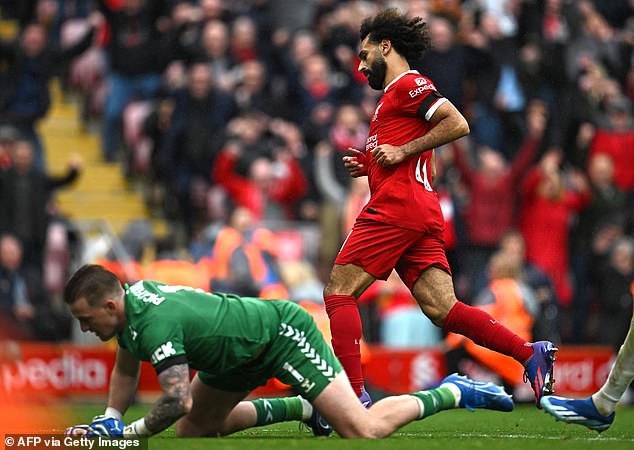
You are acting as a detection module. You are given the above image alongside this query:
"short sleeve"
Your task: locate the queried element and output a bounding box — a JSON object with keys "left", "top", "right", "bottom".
{"left": 138, "top": 319, "right": 188, "bottom": 374}
{"left": 395, "top": 75, "right": 447, "bottom": 121}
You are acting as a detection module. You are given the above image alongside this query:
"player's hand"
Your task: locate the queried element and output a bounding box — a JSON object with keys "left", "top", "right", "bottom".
{"left": 343, "top": 147, "right": 368, "bottom": 177}
{"left": 64, "top": 424, "right": 91, "bottom": 437}
{"left": 86, "top": 415, "right": 125, "bottom": 438}
{"left": 371, "top": 144, "right": 407, "bottom": 166}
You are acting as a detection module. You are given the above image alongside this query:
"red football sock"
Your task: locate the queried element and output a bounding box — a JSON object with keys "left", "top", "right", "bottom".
{"left": 325, "top": 294, "right": 364, "bottom": 396}
{"left": 444, "top": 301, "right": 533, "bottom": 364}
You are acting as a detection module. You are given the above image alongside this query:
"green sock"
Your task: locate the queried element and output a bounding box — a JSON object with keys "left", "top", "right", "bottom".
{"left": 252, "top": 396, "right": 304, "bottom": 426}
{"left": 409, "top": 386, "right": 457, "bottom": 419}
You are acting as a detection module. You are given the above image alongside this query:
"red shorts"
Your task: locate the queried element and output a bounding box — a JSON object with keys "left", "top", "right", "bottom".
{"left": 335, "top": 218, "right": 451, "bottom": 290}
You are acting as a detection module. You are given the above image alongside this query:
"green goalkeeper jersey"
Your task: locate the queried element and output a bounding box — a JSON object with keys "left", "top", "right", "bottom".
{"left": 117, "top": 280, "right": 284, "bottom": 374}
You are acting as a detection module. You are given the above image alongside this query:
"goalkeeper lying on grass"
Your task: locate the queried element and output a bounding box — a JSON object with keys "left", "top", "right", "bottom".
{"left": 64, "top": 264, "right": 514, "bottom": 439}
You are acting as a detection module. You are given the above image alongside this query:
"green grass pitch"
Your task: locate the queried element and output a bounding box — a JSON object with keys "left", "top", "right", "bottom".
{"left": 65, "top": 403, "right": 634, "bottom": 450}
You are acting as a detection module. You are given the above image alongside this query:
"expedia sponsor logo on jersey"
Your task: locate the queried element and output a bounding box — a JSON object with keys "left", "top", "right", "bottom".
{"left": 415, "top": 77, "right": 428, "bottom": 86}
{"left": 366, "top": 133, "right": 378, "bottom": 152}
{"left": 409, "top": 83, "right": 435, "bottom": 98}
{"left": 151, "top": 342, "right": 176, "bottom": 364}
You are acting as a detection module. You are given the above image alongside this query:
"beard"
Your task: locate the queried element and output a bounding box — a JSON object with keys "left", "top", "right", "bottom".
{"left": 366, "top": 56, "right": 387, "bottom": 90}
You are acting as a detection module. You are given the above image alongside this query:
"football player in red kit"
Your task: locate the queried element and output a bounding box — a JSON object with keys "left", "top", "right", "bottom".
{"left": 323, "top": 8, "right": 557, "bottom": 408}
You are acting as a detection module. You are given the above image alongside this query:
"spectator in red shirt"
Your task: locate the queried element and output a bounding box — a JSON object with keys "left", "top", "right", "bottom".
{"left": 213, "top": 119, "right": 308, "bottom": 222}
{"left": 589, "top": 96, "right": 634, "bottom": 194}
{"left": 520, "top": 149, "right": 592, "bottom": 312}
{"left": 451, "top": 101, "right": 547, "bottom": 296}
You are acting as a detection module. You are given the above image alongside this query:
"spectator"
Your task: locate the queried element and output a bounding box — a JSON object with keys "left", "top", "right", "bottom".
{"left": 161, "top": 62, "right": 236, "bottom": 237}
{"left": 194, "top": 20, "right": 236, "bottom": 91}
{"left": 0, "top": 125, "right": 19, "bottom": 171}
{"left": 139, "top": 96, "right": 175, "bottom": 214}
{"left": 496, "top": 230, "right": 560, "bottom": 344}
{"left": 415, "top": 15, "right": 497, "bottom": 146}
{"left": 0, "top": 17, "right": 97, "bottom": 170}
{"left": 594, "top": 238, "right": 634, "bottom": 351}
{"left": 0, "top": 233, "right": 70, "bottom": 341}
{"left": 96, "top": 0, "right": 174, "bottom": 162}
{"left": 589, "top": 95, "right": 634, "bottom": 195}
{"left": 313, "top": 105, "right": 368, "bottom": 265}
{"left": 209, "top": 207, "right": 287, "bottom": 299}
{"left": 0, "top": 139, "right": 81, "bottom": 272}
{"left": 451, "top": 101, "right": 546, "bottom": 297}
{"left": 212, "top": 119, "right": 308, "bottom": 223}
{"left": 0, "top": 234, "right": 36, "bottom": 340}
{"left": 232, "top": 59, "right": 276, "bottom": 116}
{"left": 519, "top": 149, "right": 592, "bottom": 338}
{"left": 288, "top": 53, "right": 340, "bottom": 124}
{"left": 230, "top": 16, "right": 259, "bottom": 64}
{"left": 570, "top": 152, "right": 626, "bottom": 342}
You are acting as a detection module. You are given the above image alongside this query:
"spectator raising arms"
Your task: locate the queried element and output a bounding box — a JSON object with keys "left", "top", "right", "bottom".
{"left": 520, "top": 149, "right": 592, "bottom": 318}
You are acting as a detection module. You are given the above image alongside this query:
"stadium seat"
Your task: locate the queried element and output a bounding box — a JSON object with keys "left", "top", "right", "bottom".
{"left": 143, "top": 259, "right": 209, "bottom": 290}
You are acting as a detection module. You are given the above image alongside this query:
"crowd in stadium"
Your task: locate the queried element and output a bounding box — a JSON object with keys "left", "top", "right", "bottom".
{"left": 0, "top": 0, "right": 632, "bottom": 362}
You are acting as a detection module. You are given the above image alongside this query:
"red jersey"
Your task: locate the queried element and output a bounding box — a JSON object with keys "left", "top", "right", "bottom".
{"left": 358, "top": 70, "right": 447, "bottom": 233}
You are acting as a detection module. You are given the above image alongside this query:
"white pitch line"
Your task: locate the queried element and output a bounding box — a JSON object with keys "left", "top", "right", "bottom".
{"left": 396, "top": 432, "right": 633, "bottom": 442}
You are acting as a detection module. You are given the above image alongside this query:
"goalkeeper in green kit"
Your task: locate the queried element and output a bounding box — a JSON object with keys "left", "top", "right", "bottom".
{"left": 65, "top": 264, "right": 514, "bottom": 439}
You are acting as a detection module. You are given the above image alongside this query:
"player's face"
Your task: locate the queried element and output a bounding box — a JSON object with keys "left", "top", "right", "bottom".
{"left": 358, "top": 38, "right": 387, "bottom": 91}
{"left": 70, "top": 296, "right": 120, "bottom": 341}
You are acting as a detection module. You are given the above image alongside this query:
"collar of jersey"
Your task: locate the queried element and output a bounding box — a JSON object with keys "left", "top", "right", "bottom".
{"left": 384, "top": 69, "right": 420, "bottom": 93}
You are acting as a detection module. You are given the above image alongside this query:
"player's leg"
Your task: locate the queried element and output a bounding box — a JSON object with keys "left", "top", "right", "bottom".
{"left": 175, "top": 375, "right": 248, "bottom": 436}
{"left": 313, "top": 371, "right": 513, "bottom": 438}
{"left": 175, "top": 375, "right": 258, "bottom": 437}
{"left": 593, "top": 312, "right": 634, "bottom": 415}
{"left": 176, "top": 373, "right": 323, "bottom": 437}
{"left": 400, "top": 235, "right": 556, "bottom": 405}
{"left": 542, "top": 311, "right": 634, "bottom": 432}
{"left": 323, "top": 263, "right": 374, "bottom": 400}
{"left": 324, "top": 219, "right": 417, "bottom": 400}
{"left": 274, "top": 300, "right": 513, "bottom": 438}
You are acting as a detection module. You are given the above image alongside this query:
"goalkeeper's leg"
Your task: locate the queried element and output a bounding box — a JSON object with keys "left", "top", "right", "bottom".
{"left": 175, "top": 375, "right": 313, "bottom": 437}
{"left": 592, "top": 313, "right": 634, "bottom": 416}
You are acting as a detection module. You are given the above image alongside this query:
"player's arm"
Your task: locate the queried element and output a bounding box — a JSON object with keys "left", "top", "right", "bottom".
{"left": 66, "top": 347, "right": 141, "bottom": 437}
{"left": 107, "top": 346, "right": 141, "bottom": 416}
{"left": 404, "top": 99, "right": 469, "bottom": 154}
{"left": 372, "top": 100, "right": 469, "bottom": 166}
{"left": 127, "top": 363, "right": 193, "bottom": 436}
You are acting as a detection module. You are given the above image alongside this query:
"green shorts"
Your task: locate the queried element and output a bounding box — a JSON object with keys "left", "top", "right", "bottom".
{"left": 197, "top": 301, "right": 342, "bottom": 401}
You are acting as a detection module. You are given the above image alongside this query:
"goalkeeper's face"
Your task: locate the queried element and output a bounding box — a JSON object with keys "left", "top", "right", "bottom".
{"left": 70, "top": 296, "right": 122, "bottom": 341}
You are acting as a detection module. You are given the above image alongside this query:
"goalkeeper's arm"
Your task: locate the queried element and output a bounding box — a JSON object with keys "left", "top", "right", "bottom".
{"left": 66, "top": 348, "right": 140, "bottom": 438}
{"left": 125, "top": 362, "right": 193, "bottom": 437}
{"left": 106, "top": 346, "right": 141, "bottom": 419}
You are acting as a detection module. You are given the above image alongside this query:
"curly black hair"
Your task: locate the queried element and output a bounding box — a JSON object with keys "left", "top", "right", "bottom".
{"left": 359, "top": 8, "right": 431, "bottom": 63}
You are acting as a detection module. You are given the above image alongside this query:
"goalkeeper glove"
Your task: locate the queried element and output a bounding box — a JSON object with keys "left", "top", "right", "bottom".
{"left": 64, "top": 424, "right": 91, "bottom": 437}
{"left": 86, "top": 415, "right": 125, "bottom": 438}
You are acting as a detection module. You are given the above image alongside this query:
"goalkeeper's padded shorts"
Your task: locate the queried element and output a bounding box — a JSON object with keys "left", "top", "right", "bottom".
{"left": 197, "top": 301, "right": 342, "bottom": 401}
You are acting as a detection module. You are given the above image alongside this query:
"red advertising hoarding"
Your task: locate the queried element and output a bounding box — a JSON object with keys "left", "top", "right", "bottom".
{"left": 0, "top": 342, "right": 614, "bottom": 399}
